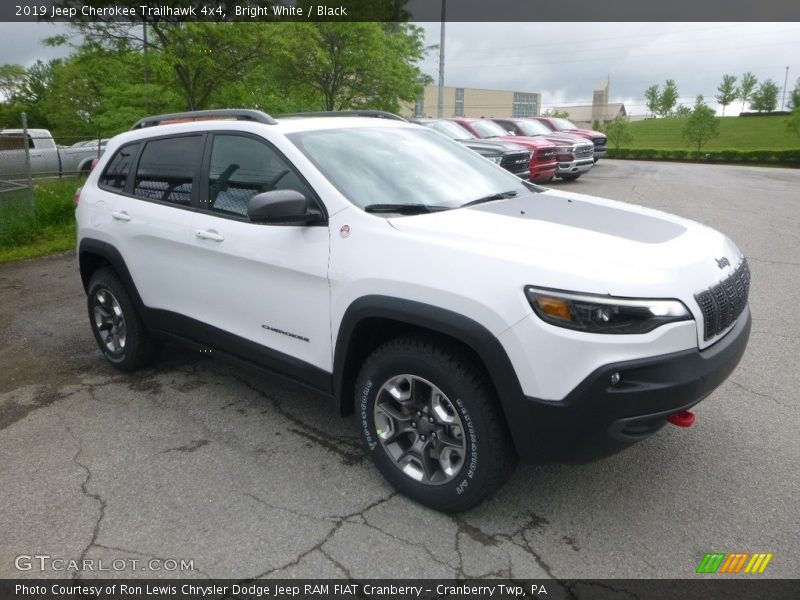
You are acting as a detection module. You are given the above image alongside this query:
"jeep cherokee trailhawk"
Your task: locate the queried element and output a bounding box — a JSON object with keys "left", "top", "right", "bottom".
{"left": 76, "top": 109, "right": 751, "bottom": 512}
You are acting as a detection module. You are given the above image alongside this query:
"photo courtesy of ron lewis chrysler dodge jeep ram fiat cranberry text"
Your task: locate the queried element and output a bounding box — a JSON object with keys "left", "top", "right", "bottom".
{"left": 75, "top": 109, "right": 751, "bottom": 512}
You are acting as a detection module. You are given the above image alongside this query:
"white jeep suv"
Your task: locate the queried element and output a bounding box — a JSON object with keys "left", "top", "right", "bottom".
{"left": 76, "top": 109, "right": 751, "bottom": 512}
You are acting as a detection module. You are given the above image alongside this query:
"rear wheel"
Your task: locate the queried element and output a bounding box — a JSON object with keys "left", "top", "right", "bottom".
{"left": 87, "top": 268, "right": 160, "bottom": 371}
{"left": 356, "top": 334, "right": 516, "bottom": 512}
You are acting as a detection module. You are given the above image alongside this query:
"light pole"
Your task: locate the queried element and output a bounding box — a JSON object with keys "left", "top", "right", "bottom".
{"left": 437, "top": 0, "right": 446, "bottom": 118}
{"left": 780, "top": 66, "right": 790, "bottom": 111}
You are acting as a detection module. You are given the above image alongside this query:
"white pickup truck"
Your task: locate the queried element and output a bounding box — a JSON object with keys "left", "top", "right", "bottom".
{"left": 0, "top": 129, "right": 99, "bottom": 180}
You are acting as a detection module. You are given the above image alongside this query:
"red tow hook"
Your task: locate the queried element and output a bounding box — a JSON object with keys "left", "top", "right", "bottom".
{"left": 667, "top": 410, "right": 696, "bottom": 428}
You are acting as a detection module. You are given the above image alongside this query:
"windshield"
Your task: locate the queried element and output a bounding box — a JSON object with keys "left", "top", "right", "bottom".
{"left": 426, "top": 120, "right": 474, "bottom": 141}
{"left": 288, "top": 126, "right": 532, "bottom": 211}
{"left": 552, "top": 118, "right": 578, "bottom": 130}
{"left": 471, "top": 120, "right": 510, "bottom": 138}
{"left": 514, "top": 120, "right": 553, "bottom": 136}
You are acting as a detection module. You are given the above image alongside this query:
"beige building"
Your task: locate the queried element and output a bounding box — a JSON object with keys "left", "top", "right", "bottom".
{"left": 406, "top": 85, "right": 542, "bottom": 119}
{"left": 551, "top": 80, "right": 627, "bottom": 127}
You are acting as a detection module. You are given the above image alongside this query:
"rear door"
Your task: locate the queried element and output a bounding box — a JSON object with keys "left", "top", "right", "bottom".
{"left": 107, "top": 133, "right": 203, "bottom": 316}
{"left": 184, "top": 131, "right": 331, "bottom": 375}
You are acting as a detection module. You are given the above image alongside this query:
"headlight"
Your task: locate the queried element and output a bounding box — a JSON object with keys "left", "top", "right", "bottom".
{"left": 486, "top": 155, "right": 503, "bottom": 164}
{"left": 525, "top": 286, "right": 691, "bottom": 334}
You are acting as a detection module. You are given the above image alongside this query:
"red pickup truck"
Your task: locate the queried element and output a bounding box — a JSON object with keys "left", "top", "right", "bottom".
{"left": 530, "top": 117, "right": 607, "bottom": 161}
{"left": 448, "top": 118, "right": 557, "bottom": 183}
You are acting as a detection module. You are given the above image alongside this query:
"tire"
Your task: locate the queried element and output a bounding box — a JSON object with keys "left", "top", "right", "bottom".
{"left": 355, "top": 334, "right": 516, "bottom": 512}
{"left": 559, "top": 173, "right": 581, "bottom": 181}
{"left": 87, "top": 267, "right": 160, "bottom": 371}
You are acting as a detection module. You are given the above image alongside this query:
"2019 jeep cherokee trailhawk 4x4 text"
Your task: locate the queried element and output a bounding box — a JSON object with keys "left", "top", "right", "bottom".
{"left": 76, "top": 109, "right": 751, "bottom": 512}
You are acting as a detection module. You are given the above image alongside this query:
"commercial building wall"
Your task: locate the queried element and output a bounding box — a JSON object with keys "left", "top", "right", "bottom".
{"left": 406, "top": 86, "right": 541, "bottom": 119}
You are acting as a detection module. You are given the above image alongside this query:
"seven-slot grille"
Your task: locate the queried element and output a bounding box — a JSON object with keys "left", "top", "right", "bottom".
{"left": 575, "top": 145, "right": 594, "bottom": 159}
{"left": 694, "top": 258, "right": 750, "bottom": 340}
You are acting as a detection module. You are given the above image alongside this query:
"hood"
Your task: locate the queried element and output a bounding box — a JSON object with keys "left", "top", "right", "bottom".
{"left": 459, "top": 139, "right": 528, "bottom": 155}
{"left": 387, "top": 189, "right": 742, "bottom": 306}
{"left": 483, "top": 135, "right": 554, "bottom": 149}
{"left": 569, "top": 128, "right": 605, "bottom": 140}
{"left": 539, "top": 133, "right": 593, "bottom": 146}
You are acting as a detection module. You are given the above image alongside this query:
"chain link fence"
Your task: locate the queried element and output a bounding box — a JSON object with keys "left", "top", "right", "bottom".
{"left": 1, "top": 113, "right": 110, "bottom": 247}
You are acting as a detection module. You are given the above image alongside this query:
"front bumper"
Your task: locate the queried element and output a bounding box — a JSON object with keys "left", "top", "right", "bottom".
{"left": 530, "top": 162, "right": 557, "bottom": 183}
{"left": 593, "top": 146, "right": 607, "bottom": 159}
{"left": 556, "top": 158, "right": 594, "bottom": 176}
{"left": 509, "top": 307, "right": 751, "bottom": 464}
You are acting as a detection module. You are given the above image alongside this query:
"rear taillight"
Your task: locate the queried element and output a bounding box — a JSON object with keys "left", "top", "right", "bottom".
{"left": 73, "top": 187, "right": 82, "bottom": 205}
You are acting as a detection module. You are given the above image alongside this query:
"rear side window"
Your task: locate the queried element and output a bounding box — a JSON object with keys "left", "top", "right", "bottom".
{"left": 99, "top": 142, "right": 140, "bottom": 191}
{"left": 133, "top": 135, "right": 202, "bottom": 206}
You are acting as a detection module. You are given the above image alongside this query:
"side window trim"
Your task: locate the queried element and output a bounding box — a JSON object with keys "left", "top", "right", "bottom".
{"left": 97, "top": 141, "right": 142, "bottom": 194}
{"left": 197, "top": 130, "right": 327, "bottom": 224}
{"left": 125, "top": 132, "right": 206, "bottom": 211}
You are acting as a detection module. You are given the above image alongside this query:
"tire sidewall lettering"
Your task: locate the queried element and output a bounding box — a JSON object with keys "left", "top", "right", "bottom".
{"left": 360, "top": 378, "right": 376, "bottom": 451}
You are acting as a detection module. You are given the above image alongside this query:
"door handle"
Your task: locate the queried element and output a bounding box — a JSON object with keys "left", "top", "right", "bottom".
{"left": 111, "top": 211, "right": 131, "bottom": 222}
{"left": 195, "top": 229, "right": 225, "bottom": 242}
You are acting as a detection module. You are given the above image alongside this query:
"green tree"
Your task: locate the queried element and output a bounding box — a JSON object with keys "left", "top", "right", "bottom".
{"left": 543, "top": 109, "right": 570, "bottom": 118}
{"left": 659, "top": 79, "right": 679, "bottom": 116}
{"left": 674, "top": 104, "right": 692, "bottom": 117}
{"left": 787, "top": 106, "right": 800, "bottom": 137}
{"left": 787, "top": 77, "right": 800, "bottom": 110}
{"left": 750, "top": 79, "right": 780, "bottom": 112}
{"left": 738, "top": 71, "right": 758, "bottom": 112}
{"left": 604, "top": 114, "right": 632, "bottom": 151}
{"left": 644, "top": 84, "right": 660, "bottom": 116}
{"left": 644, "top": 80, "right": 679, "bottom": 117}
{"left": 283, "top": 22, "right": 429, "bottom": 112}
{"left": 682, "top": 95, "right": 719, "bottom": 159}
{"left": 715, "top": 74, "right": 738, "bottom": 116}
{"left": 0, "top": 64, "right": 26, "bottom": 101}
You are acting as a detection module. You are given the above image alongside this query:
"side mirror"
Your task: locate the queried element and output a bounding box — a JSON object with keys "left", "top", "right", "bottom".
{"left": 247, "top": 189, "right": 323, "bottom": 225}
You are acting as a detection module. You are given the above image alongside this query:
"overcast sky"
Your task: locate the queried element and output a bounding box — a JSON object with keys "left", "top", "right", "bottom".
{"left": 2, "top": 22, "right": 798, "bottom": 115}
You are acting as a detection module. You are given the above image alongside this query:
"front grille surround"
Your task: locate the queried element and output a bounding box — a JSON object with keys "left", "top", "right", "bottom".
{"left": 694, "top": 258, "right": 750, "bottom": 340}
{"left": 500, "top": 151, "right": 531, "bottom": 174}
{"left": 574, "top": 145, "right": 594, "bottom": 159}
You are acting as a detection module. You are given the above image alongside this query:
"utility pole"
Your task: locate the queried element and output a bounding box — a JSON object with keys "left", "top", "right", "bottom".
{"left": 437, "top": 0, "right": 446, "bottom": 118}
{"left": 143, "top": 21, "right": 151, "bottom": 112}
{"left": 780, "top": 66, "right": 790, "bottom": 111}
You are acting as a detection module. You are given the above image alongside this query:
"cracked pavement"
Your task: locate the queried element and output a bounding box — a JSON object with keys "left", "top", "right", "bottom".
{"left": 1, "top": 160, "right": 798, "bottom": 581}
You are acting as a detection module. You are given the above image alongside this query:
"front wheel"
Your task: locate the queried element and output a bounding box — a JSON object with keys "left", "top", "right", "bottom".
{"left": 356, "top": 335, "right": 516, "bottom": 512}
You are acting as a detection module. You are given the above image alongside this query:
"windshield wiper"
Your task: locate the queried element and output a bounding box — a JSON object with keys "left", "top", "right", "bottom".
{"left": 461, "top": 190, "right": 518, "bottom": 208}
{"left": 363, "top": 203, "right": 450, "bottom": 215}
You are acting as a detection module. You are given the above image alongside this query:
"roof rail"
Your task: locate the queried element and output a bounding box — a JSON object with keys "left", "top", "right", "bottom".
{"left": 278, "top": 110, "right": 408, "bottom": 122}
{"left": 131, "top": 109, "right": 277, "bottom": 130}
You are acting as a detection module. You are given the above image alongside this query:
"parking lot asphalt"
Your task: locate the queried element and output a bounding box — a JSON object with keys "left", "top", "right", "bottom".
{"left": 1, "top": 160, "right": 798, "bottom": 581}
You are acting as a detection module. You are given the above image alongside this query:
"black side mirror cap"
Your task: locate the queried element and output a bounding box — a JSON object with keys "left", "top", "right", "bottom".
{"left": 247, "top": 189, "right": 323, "bottom": 225}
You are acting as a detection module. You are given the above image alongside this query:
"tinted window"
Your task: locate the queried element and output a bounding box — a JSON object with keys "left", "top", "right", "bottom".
{"left": 99, "top": 142, "right": 140, "bottom": 191}
{"left": 203, "top": 134, "right": 312, "bottom": 217}
{"left": 133, "top": 136, "right": 201, "bottom": 206}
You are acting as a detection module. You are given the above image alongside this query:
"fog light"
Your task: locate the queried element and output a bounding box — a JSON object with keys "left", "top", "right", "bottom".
{"left": 610, "top": 372, "right": 621, "bottom": 385}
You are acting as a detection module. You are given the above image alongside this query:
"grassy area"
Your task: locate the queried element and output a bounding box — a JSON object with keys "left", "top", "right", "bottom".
{"left": 0, "top": 177, "right": 80, "bottom": 264}
{"left": 623, "top": 115, "right": 800, "bottom": 150}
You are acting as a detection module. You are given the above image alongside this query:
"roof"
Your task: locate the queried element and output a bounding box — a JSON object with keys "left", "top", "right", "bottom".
{"left": 550, "top": 103, "right": 626, "bottom": 122}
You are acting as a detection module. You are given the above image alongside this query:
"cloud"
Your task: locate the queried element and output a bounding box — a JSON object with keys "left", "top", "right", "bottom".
{"left": 417, "top": 22, "right": 799, "bottom": 115}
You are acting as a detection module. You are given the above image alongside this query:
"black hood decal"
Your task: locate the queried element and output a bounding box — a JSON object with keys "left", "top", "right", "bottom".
{"left": 470, "top": 194, "right": 686, "bottom": 244}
